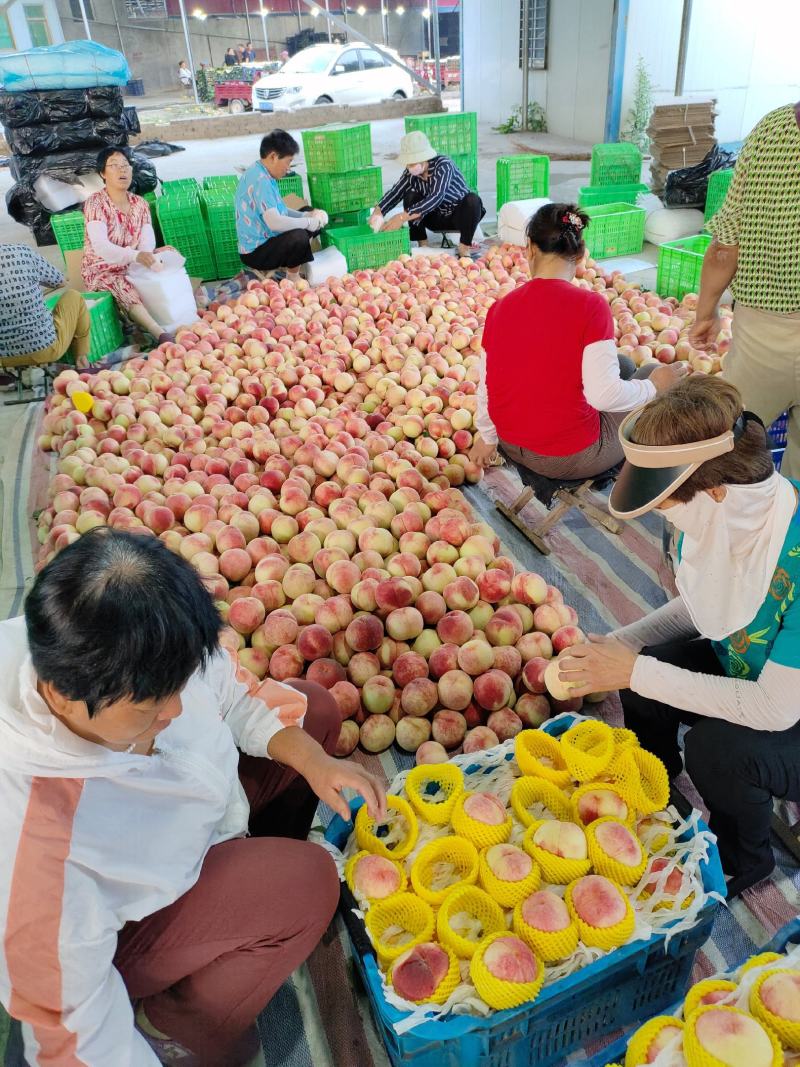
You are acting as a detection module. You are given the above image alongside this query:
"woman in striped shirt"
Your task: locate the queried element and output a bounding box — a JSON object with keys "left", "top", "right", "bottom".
{"left": 369, "top": 131, "right": 485, "bottom": 257}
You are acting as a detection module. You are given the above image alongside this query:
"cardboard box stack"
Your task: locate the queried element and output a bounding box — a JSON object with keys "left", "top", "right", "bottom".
{"left": 647, "top": 97, "right": 717, "bottom": 194}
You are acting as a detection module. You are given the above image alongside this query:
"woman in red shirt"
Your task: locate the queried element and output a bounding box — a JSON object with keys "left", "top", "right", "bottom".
{"left": 470, "top": 204, "right": 686, "bottom": 479}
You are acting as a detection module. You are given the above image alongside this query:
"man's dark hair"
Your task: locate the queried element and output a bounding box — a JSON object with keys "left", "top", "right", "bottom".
{"left": 25, "top": 529, "right": 222, "bottom": 717}
{"left": 260, "top": 130, "right": 299, "bottom": 160}
{"left": 96, "top": 144, "right": 134, "bottom": 175}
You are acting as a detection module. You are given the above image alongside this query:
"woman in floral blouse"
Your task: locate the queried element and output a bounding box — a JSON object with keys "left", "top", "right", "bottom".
{"left": 81, "top": 146, "right": 173, "bottom": 344}
{"left": 558, "top": 376, "right": 800, "bottom": 899}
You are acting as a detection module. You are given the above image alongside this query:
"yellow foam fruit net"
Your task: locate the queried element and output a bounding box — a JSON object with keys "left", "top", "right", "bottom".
{"left": 570, "top": 781, "right": 634, "bottom": 829}
{"left": 478, "top": 844, "right": 541, "bottom": 908}
{"left": 355, "top": 795, "right": 419, "bottom": 860}
{"left": 741, "top": 952, "right": 783, "bottom": 974}
{"left": 683, "top": 1004, "right": 783, "bottom": 1067}
{"left": 451, "top": 791, "right": 513, "bottom": 849}
{"left": 639, "top": 859, "right": 694, "bottom": 911}
{"left": 405, "top": 763, "right": 465, "bottom": 826}
{"left": 469, "top": 930, "right": 545, "bottom": 1011}
{"left": 511, "top": 775, "right": 573, "bottom": 826}
{"left": 612, "top": 727, "right": 639, "bottom": 757}
{"left": 750, "top": 968, "right": 800, "bottom": 1051}
{"left": 522, "top": 819, "right": 591, "bottom": 885}
{"left": 365, "top": 892, "right": 435, "bottom": 967}
{"left": 586, "top": 817, "right": 648, "bottom": 887}
{"left": 682, "top": 978, "right": 738, "bottom": 1018}
{"left": 514, "top": 730, "right": 572, "bottom": 787}
{"left": 344, "top": 850, "right": 407, "bottom": 902}
{"left": 565, "top": 877, "right": 635, "bottom": 952}
{"left": 636, "top": 815, "right": 670, "bottom": 854}
{"left": 624, "top": 1015, "right": 684, "bottom": 1067}
{"left": 512, "top": 898, "right": 579, "bottom": 963}
{"left": 609, "top": 746, "right": 669, "bottom": 816}
{"left": 561, "top": 720, "right": 615, "bottom": 782}
{"left": 436, "top": 884, "right": 506, "bottom": 959}
{"left": 409, "top": 835, "right": 479, "bottom": 907}
{"left": 389, "top": 942, "right": 462, "bottom": 1006}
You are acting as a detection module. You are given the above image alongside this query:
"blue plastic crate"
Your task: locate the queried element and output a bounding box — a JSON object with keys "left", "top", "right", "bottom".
{"left": 325, "top": 717, "right": 726, "bottom": 1067}
{"left": 770, "top": 412, "right": 788, "bottom": 471}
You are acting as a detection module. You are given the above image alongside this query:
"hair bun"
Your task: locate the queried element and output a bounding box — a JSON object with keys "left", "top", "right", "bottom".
{"left": 561, "top": 211, "right": 584, "bottom": 231}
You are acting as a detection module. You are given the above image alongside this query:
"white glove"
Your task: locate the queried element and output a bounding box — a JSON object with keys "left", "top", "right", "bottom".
{"left": 313, "top": 209, "right": 329, "bottom": 228}
{"left": 369, "top": 209, "right": 383, "bottom": 234}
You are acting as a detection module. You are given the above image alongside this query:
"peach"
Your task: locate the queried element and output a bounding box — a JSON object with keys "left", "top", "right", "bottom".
{"left": 510, "top": 572, "right": 547, "bottom": 606}
{"left": 551, "top": 626, "right": 587, "bottom": 654}
{"left": 431, "top": 709, "right": 467, "bottom": 749}
{"left": 473, "top": 669, "right": 514, "bottom": 712}
{"left": 521, "top": 657, "right": 549, "bottom": 694}
{"left": 486, "top": 708, "right": 523, "bottom": 742}
{"left": 469, "top": 601, "right": 495, "bottom": 631}
{"left": 593, "top": 820, "right": 642, "bottom": 868}
{"left": 345, "top": 615, "right": 384, "bottom": 652}
{"left": 238, "top": 647, "right": 269, "bottom": 680}
{"left": 255, "top": 554, "right": 290, "bottom": 583}
{"left": 391, "top": 942, "right": 450, "bottom": 1003}
{"left": 757, "top": 970, "right": 800, "bottom": 1022}
{"left": 359, "top": 714, "right": 395, "bottom": 753}
{"left": 352, "top": 853, "right": 403, "bottom": 901}
{"left": 416, "top": 590, "right": 447, "bottom": 625}
{"left": 436, "top": 610, "right": 474, "bottom": 646}
{"left": 254, "top": 612, "right": 298, "bottom": 651}
{"left": 375, "top": 577, "right": 415, "bottom": 612}
{"left": 458, "top": 534, "right": 495, "bottom": 565}
{"left": 429, "top": 643, "right": 460, "bottom": 679}
{"left": 228, "top": 596, "right": 265, "bottom": 636}
{"left": 287, "top": 530, "right": 321, "bottom": 564}
{"left": 297, "top": 624, "right": 334, "bottom": 662}
{"left": 486, "top": 844, "right": 533, "bottom": 882}
{"left": 693, "top": 1007, "right": 775, "bottom": 1066}
{"left": 463, "top": 792, "right": 506, "bottom": 825}
{"left": 544, "top": 585, "right": 564, "bottom": 606}
{"left": 507, "top": 603, "right": 534, "bottom": 633}
{"left": 521, "top": 890, "right": 570, "bottom": 932}
{"left": 543, "top": 658, "right": 577, "bottom": 701}
{"left": 282, "top": 563, "right": 316, "bottom": 601}
{"left": 351, "top": 578, "right": 379, "bottom": 612}
{"left": 645, "top": 1024, "right": 683, "bottom": 1061}
{"left": 269, "top": 644, "right": 305, "bottom": 681}
{"left": 396, "top": 715, "right": 432, "bottom": 753}
{"left": 642, "top": 857, "right": 690, "bottom": 898}
{"left": 416, "top": 739, "right": 450, "bottom": 765}
{"left": 326, "top": 559, "right": 361, "bottom": 595}
{"left": 316, "top": 596, "right": 354, "bottom": 634}
{"left": 348, "top": 651, "right": 381, "bottom": 687}
{"left": 483, "top": 936, "right": 538, "bottom": 984}
{"left": 576, "top": 789, "right": 628, "bottom": 826}
{"left": 515, "top": 693, "right": 550, "bottom": 729}
{"left": 401, "top": 677, "right": 438, "bottom": 717}
{"left": 335, "top": 719, "right": 360, "bottom": 757}
{"left": 443, "top": 576, "right": 480, "bottom": 612}
{"left": 421, "top": 561, "right": 457, "bottom": 593}
{"left": 570, "top": 875, "right": 626, "bottom": 927}
{"left": 386, "top": 607, "right": 424, "bottom": 642}
{"left": 306, "top": 658, "right": 346, "bottom": 690}
{"left": 393, "top": 652, "right": 429, "bottom": 688}
{"left": 271, "top": 514, "right": 299, "bottom": 543}
{"left": 454, "top": 556, "right": 485, "bottom": 581}
{"left": 533, "top": 822, "right": 587, "bottom": 860}
{"left": 516, "top": 632, "right": 553, "bottom": 662}
{"left": 476, "top": 568, "right": 512, "bottom": 603}
{"left": 463, "top": 726, "right": 500, "bottom": 753}
{"left": 362, "top": 675, "right": 396, "bottom": 715}
{"left": 492, "top": 645, "right": 522, "bottom": 678}
{"left": 485, "top": 608, "right": 524, "bottom": 647}
{"left": 457, "top": 639, "right": 495, "bottom": 676}
{"left": 532, "top": 605, "right": 561, "bottom": 635}
{"left": 437, "top": 669, "right": 473, "bottom": 711}
{"left": 330, "top": 679, "right": 361, "bottom": 720}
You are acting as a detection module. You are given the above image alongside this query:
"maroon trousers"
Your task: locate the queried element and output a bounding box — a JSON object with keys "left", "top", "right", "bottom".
{"left": 114, "top": 681, "right": 341, "bottom": 1066}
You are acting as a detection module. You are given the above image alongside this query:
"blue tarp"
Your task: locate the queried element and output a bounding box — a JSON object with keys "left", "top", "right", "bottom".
{"left": 0, "top": 41, "right": 129, "bottom": 92}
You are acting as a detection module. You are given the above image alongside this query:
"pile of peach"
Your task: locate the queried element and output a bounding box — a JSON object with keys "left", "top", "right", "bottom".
{"left": 611, "top": 942, "right": 800, "bottom": 1066}
{"left": 344, "top": 719, "right": 706, "bottom": 1015}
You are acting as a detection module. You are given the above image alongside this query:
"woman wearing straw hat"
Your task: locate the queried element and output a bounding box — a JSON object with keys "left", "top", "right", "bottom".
{"left": 368, "top": 130, "right": 486, "bottom": 258}
{"left": 557, "top": 375, "right": 800, "bottom": 899}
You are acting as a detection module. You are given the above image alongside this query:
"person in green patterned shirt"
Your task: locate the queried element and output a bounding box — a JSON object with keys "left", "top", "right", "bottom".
{"left": 690, "top": 102, "right": 800, "bottom": 477}
{"left": 557, "top": 377, "right": 800, "bottom": 899}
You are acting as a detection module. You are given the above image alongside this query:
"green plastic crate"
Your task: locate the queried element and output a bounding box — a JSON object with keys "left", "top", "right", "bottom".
{"left": 156, "top": 197, "right": 217, "bottom": 280}
{"left": 325, "top": 224, "right": 410, "bottom": 271}
{"left": 160, "top": 178, "right": 200, "bottom": 199}
{"left": 656, "top": 233, "right": 711, "bottom": 299}
{"left": 704, "top": 167, "right": 734, "bottom": 222}
{"left": 590, "top": 142, "right": 642, "bottom": 186}
{"left": 51, "top": 211, "right": 86, "bottom": 259}
{"left": 405, "top": 111, "right": 478, "bottom": 157}
{"left": 578, "top": 182, "right": 648, "bottom": 207}
{"left": 496, "top": 155, "right": 550, "bottom": 210}
{"left": 141, "top": 191, "right": 163, "bottom": 246}
{"left": 327, "top": 207, "right": 370, "bottom": 228}
{"left": 203, "top": 175, "right": 238, "bottom": 194}
{"left": 202, "top": 195, "right": 244, "bottom": 279}
{"left": 277, "top": 172, "right": 304, "bottom": 199}
{"left": 308, "top": 167, "right": 382, "bottom": 214}
{"left": 583, "top": 202, "right": 647, "bottom": 259}
{"left": 45, "top": 290, "right": 123, "bottom": 364}
{"left": 302, "top": 124, "right": 372, "bottom": 174}
{"left": 451, "top": 152, "right": 478, "bottom": 193}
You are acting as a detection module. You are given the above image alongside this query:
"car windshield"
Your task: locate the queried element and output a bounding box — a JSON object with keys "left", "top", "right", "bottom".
{"left": 282, "top": 47, "right": 339, "bottom": 74}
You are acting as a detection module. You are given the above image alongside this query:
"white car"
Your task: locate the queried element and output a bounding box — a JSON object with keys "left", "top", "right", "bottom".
{"left": 251, "top": 43, "right": 414, "bottom": 111}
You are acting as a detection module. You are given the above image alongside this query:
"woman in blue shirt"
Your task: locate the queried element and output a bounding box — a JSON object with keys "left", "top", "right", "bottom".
{"left": 559, "top": 376, "right": 800, "bottom": 898}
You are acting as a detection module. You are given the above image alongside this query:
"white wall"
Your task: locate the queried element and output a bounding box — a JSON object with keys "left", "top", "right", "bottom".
{"left": 622, "top": 0, "right": 800, "bottom": 144}
{"left": 5, "top": 0, "right": 64, "bottom": 51}
{"left": 545, "top": 0, "right": 613, "bottom": 141}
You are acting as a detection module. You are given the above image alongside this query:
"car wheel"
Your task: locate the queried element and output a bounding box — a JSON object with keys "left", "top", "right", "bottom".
{"left": 392, "top": 90, "right": 407, "bottom": 100}
{"left": 314, "top": 95, "right": 333, "bottom": 105}
{"left": 228, "top": 99, "right": 245, "bottom": 115}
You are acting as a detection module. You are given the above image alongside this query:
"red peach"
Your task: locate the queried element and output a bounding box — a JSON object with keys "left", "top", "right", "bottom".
{"left": 521, "top": 890, "right": 570, "bottom": 932}
{"left": 486, "top": 844, "right": 533, "bottom": 882}
{"left": 306, "top": 658, "right": 346, "bottom": 690}
{"left": 443, "top": 576, "right": 480, "bottom": 612}
{"left": 551, "top": 626, "right": 587, "bottom": 653}
{"left": 570, "top": 875, "right": 626, "bottom": 927}
{"left": 238, "top": 647, "right": 270, "bottom": 680}
{"left": 219, "top": 547, "right": 253, "bottom": 583}
{"left": 268, "top": 644, "right": 305, "bottom": 681}
{"left": 297, "top": 624, "right": 334, "bottom": 662}
{"left": 362, "top": 674, "right": 396, "bottom": 715}
{"left": 483, "top": 936, "right": 538, "bottom": 984}
{"left": 416, "top": 590, "right": 447, "bottom": 625}
{"left": 316, "top": 595, "right": 354, "bottom": 634}
{"left": 396, "top": 716, "right": 432, "bottom": 753}
{"left": 476, "top": 568, "right": 512, "bottom": 603}
{"left": 291, "top": 593, "right": 325, "bottom": 625}
{"left": 462, "top": 726, "right": 500, "bottom": 753}
{"left": 330, "top": 679, "right": 361, "bottom": 720}
{"left": 515, "top": 693, "right": 551, "bottom": 729}
{"left": 516, "top": 632, "right": 553, "bottom": 661}
{"left": 386, "top": 607, "right": 424, "bottom": 642}
{"left": 485, "top": 607, "right": 524, "bottom": 647}
{"left": 431, "top": 709, "right": 467, "bottom": 749}
{"left": 347, "top": 651, "right": 381, "bottom": 686}
{"left": 250, "top": 580, "right": 286, "bottom": 611}
{"left": 228, "top": 596, "right": 265, "bottom": 636}
{"left": 401, "top": 677, "right": 439, "bottom": 717}
{"left": 421, "top": 561, "right": 457, "bottom": 593}
{"left": 521, "top": 657, "right": 549, "bottom": 694}
{"left": 254, "top": 554, "right": 290, "bottom": 583}
{"left": 351, "top": 578, "right": 380, "bottom": 612}
{"left": 532, "top": 604, "right": 561, "bottom": 635}
{"left": 463, "top": 792, "right": 506, "bottom": 824}
{"left": 335, "top": 719, "right": 360, "bottom": 757}
{"left": 286, "top": 530, "right": 321, "bottom": 564}
{"left": 393, "top": 652, "right": 429, "bottom": 688}
{"left": 375, "top": 577, "right": 416, "bottom": 612}
{"left": 428, "top": 643, "right": 460, "bottom": 679}
{"left": 533, "top": 821, "right": 588, "bottom": 860}
{"left": 510, "top": 571, "right": 547, "bottom": 606}
{"left": 359, "top": 714, "right": 395, "bottom": 753}
{"left": 391, "top": 942, "right": 451, "bottom": 1002}
{"left": 352, "top": 853, "right": 403, "bottom": 901}
{"left": 486, "top": 708, "right": 523, "bottom": 742}
{"left": 492, "top": 645, "right": 522, "bottom": 677}
{"left": 437, "top": 669, "right": 473, "bottom": 711}
{"left": 345, "top": 615, "right": 384, "bottom": 652}
{"left": 457, "top": 639, "right": 495, "bottom": 676}
{"left": 473, "top": 669, "right": 514, "bottom": 712}
{"left": 253, "top": 612, "right": 298, "bottom": 652}
{"left": 436, "top": 610, "right": 474, "bottom": 646}
{"left": 326, "top": 559, "right": 361, "bottom": 595}
{"left": 593, "top": 820, "right": 642, "bottom": 868}
{"left": 416, "top": 740, "right": 449, "bottom": 765}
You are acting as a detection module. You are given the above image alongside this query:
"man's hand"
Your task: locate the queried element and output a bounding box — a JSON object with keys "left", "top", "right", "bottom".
{"left": 469, "top": 434, "right": 498, "bottom": 469}
{"left": 136, "top": 250, "right": 158, "bottom": 269}
{"left": 556, "top": 634, "right": 638, "bottom": 698}
{"left": 302, "top": 749, "right": 387, "bottom": 823}
{"left": 650, "top": 361, "right": 690, "bottom": 392}
{"left": 688, "top": 312, "right": 722, "bottom": 350}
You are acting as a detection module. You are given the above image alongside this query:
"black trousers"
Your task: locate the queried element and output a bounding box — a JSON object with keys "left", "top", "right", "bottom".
{"left": 621, "top": 638, "right": 800, "bottom": 876}
{"left": 240, "top": 227, "right": 313, "bottom": 271}
{"left": 403, "top": 190, "right": 486, "bottom": 246}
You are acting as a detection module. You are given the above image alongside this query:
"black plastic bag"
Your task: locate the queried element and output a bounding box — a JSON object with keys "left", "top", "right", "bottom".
{"left": 122, "top": 106, "right": 140, "bottom": 134}
{"left": 133, "top": 139, "right": 184, "bottom": 158}
{"left": 5, "top": 116, "right": 128, "bottom": 156}
{"left": 663, "top": 145, "right": 738, "bottom": 209}
{"left": 0, "top": 86, "right": 124, "bottom": 128}
{"left": 5, "top": 182, "right": 55, "bottom": 245}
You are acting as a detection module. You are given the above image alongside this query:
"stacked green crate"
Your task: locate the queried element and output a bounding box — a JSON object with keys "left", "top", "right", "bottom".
{"left": 51, "top": 210, "right": 86, "bottom": 261}
{"left": 277, "top": 172, "right": 304, "bottom": 199}
{"left": 656, "top": 234, "right": 711, "bottom": 299}
{"left": 141, "top": 190, "right": 163, "bottom": 246}
{"left": 304, "top": 123, "right": 381, "bottom": 215}
{"left": 590, "top": 143, "right": 642, "bottom": 186}
{"left": 45, "top": 291, "right": 123, "bottom": 364}
{"left": 160, "top": 178, "right": 201, "bottom": 199}
{"left": 323, "top": 224, "right": 411, "bottom": 270}
{"left": 496, "top": 155, "right": 550, "bottom": 211}
{"left": 405, "top": 112, "right": 479, "bottom": 193}
{"left": 201, "top": 190, "right": 243, "bottom": 279}
{"left": 156, "top": 195, "right": 217, "bottom": 280}
{"left": 704, "top": 167, "right": 734, "bottom": 225}
{"left": 582, "top": 203, "right": 647, "bottom": 259}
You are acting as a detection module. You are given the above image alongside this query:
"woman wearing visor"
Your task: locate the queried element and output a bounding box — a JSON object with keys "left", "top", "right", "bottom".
{"left": 558, "top": 376, "right": 800, "bottom": 898}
